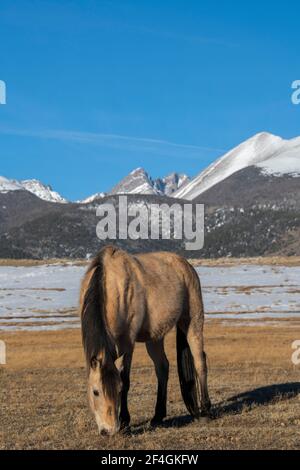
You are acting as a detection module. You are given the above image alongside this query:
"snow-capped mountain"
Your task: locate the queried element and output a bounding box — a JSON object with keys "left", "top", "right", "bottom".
{"left": 0, "top": 176, "right": 68, "bottom": 203}
{"left": 256, "top": 135, "right": 300, "bottom": 176}
{"left": 109, "top": 167, "right": 190, "bottom": 196}
{"left": 110, "top": 167, "right": 159, "bottom": 195}
{"left": 1, "top": 168, "right": 190, "bottom": 204}
{"left": 21, "top": 179, "right": 68, "bottom": 203}
{"left": 0, "top": 176, "right": 23, "bottom": 192}
{"left": 78, "top": 192, "right": 106, "bottom": 204}
{"left": 174, "top": 132, "right": 300, "bottom": 200}
{"left": 153, "top": 172, "right": 190, "bottom": 196}
{"left": 2, "top": 131, "right": 300, "bottom": 207}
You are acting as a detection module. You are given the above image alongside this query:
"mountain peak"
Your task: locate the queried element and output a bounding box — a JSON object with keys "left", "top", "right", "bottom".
{"left": 249, "top": 131, "right": 283, "bottom": 149}
{"left": 130, "top": 167, "right": 146, "bottom": 176}
{"left": 0, "top": 176, "right": 68, "bottom": 203}
{"left": 78, "top": 192, "right": 106, "bottom": 204}
{"left": 153, "top": 172, "right": 190, "bottom": 196}
{"left": 174, "top": 132, "right": 286, "bottom": 200}
{"left": 252, "top": 131, "right": 281, "bottom": 140}
{"left": 110, "top": 167, "right": 158, "bottom": 195}
{"left": 174, "top": 132, "right": 300, "bottom": 200}
{"left": 20, "top": 179, "right": 68, "bottom": 203}
{"left": 0, "top": 176, "right": 23, "bottom": 192}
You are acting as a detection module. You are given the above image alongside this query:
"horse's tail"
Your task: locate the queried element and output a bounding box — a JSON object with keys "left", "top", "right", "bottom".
{"left": 176, "top": 326, "right": 200, "bottom": 417}
{"left": 80, "top": 247, "right": 116, "bottom": 367}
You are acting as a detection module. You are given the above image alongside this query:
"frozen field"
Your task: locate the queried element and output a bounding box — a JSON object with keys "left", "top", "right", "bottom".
{"left": 0, "top": 263, "right": 299, "bottom": 330}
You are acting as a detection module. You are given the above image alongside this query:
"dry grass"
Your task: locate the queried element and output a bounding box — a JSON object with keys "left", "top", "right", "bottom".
{"left": 1, "top": 255, "right": 300, "bottom": 268}
{"left": 1, "top": 323, "right": 300, "bottom": 450}
{"left": 189, "top": 256, "right": 300, "bottom": 267}
{"left": 0, "top": 259, "right": 88, "bottom": 267}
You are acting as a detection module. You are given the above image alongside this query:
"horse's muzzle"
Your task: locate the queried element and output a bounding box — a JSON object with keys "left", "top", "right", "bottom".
{"left": 99, "top": 425, "right": 120, "bottom": 437}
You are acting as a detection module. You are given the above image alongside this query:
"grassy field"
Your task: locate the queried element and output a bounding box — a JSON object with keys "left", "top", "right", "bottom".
{"left": 1, "top": 321, "right": 299, "bottom": 450}
{"left": 1, "top": 255, "right": 300, "bottom": 267}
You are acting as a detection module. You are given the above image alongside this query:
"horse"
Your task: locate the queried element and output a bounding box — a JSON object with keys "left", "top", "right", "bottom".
{"left": 79, "top": 245, "right": 211, "bottom": 436}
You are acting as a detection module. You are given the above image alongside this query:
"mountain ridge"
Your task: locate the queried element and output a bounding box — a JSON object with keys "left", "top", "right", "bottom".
{"left": 1, "top": 130, "right": 300, "bottom": 259}
{"left": 0, "top": 169, "right": 190, "bottom": 203}
{"left": 0, "top": 176, "right": 68, "bottom": 203}
{"left": 3, "top": 131, "right": 299, "bottom": 204}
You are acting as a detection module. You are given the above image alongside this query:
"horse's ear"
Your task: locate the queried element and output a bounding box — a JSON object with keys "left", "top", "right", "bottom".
{"left": 115, "top": 354, "right": 124, "bottom": 372}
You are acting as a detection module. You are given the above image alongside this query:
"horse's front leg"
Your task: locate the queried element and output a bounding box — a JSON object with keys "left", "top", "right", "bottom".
{"left": 146, "top": 339, "right": 169, "bottom": 426}
{"left": 119, "top": 350, "right": 133, "bottom": 430}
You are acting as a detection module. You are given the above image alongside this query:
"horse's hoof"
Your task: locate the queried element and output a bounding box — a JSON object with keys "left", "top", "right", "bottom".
{"left": 150, "top": 417, "right": 164, "bottom": 427}
{"left": 198, "top": 414, "right": 212, "bottom": 424}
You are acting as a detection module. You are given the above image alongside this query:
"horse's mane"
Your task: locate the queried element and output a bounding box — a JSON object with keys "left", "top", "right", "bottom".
{"left": 81, "top": 247, "right": 118, "bottom": 380}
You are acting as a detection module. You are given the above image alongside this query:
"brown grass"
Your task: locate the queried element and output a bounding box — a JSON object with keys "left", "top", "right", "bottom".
{"left": 1, "top": 322, "right": 300, "bottom": 450}
{"left": 189, "top": 256, "right": 300, "bottom": 267}
{"left": 1, "top": 255, "right": 300, "bottom": 267}
{"left": 0, "top": 259, "right": 88, "bottom": 267}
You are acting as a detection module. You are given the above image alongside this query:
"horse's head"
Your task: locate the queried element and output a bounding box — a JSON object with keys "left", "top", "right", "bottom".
{"left": 87, "top": 354, "right": 123, "bottom": 436}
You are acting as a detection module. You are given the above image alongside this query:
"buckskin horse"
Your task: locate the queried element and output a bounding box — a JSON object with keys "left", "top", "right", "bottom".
{"left": 79, "top": 245, "right": 211, "bottom": 436}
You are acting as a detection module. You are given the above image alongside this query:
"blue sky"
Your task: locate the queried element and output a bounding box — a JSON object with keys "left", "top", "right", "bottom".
{"left": 0, "top": 0, "right": 300, "bottom": 200}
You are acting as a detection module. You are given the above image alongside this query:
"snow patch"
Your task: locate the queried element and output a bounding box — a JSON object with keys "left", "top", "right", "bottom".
{"left": 0, "top": 176, "right": 23, "bottom": 192}
{"left": 0, "top": 263, "right": 299, "bottom": 330}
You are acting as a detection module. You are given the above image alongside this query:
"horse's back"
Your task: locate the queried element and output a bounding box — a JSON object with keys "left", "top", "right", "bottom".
{"left": 101, "top": 247, "right": 202, "bottom": 342}
{"left": 134, "top": 251, "right": 200, "bottom": 293}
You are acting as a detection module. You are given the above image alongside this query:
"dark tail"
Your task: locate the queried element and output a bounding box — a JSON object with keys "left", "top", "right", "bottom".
{"left": 176, "top": 326, "right": 200, "bottom": 417}
{"left": 81, "top": 251, "right": 115, "bottom": 368}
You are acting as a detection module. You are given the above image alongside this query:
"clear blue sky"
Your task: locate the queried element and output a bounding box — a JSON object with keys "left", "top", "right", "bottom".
{"left": 1, "top": 0, "right": 300, "bottom": 200}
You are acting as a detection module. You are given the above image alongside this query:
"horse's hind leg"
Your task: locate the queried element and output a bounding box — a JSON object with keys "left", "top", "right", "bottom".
{"left": 186, "top": 320, "right": 211, "bottom": 415}
{"left": 146, "top": 339, "right": 169, "bottom": 426}
{"left": 120, "top": 350, "right": 133, "bottom": 429}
